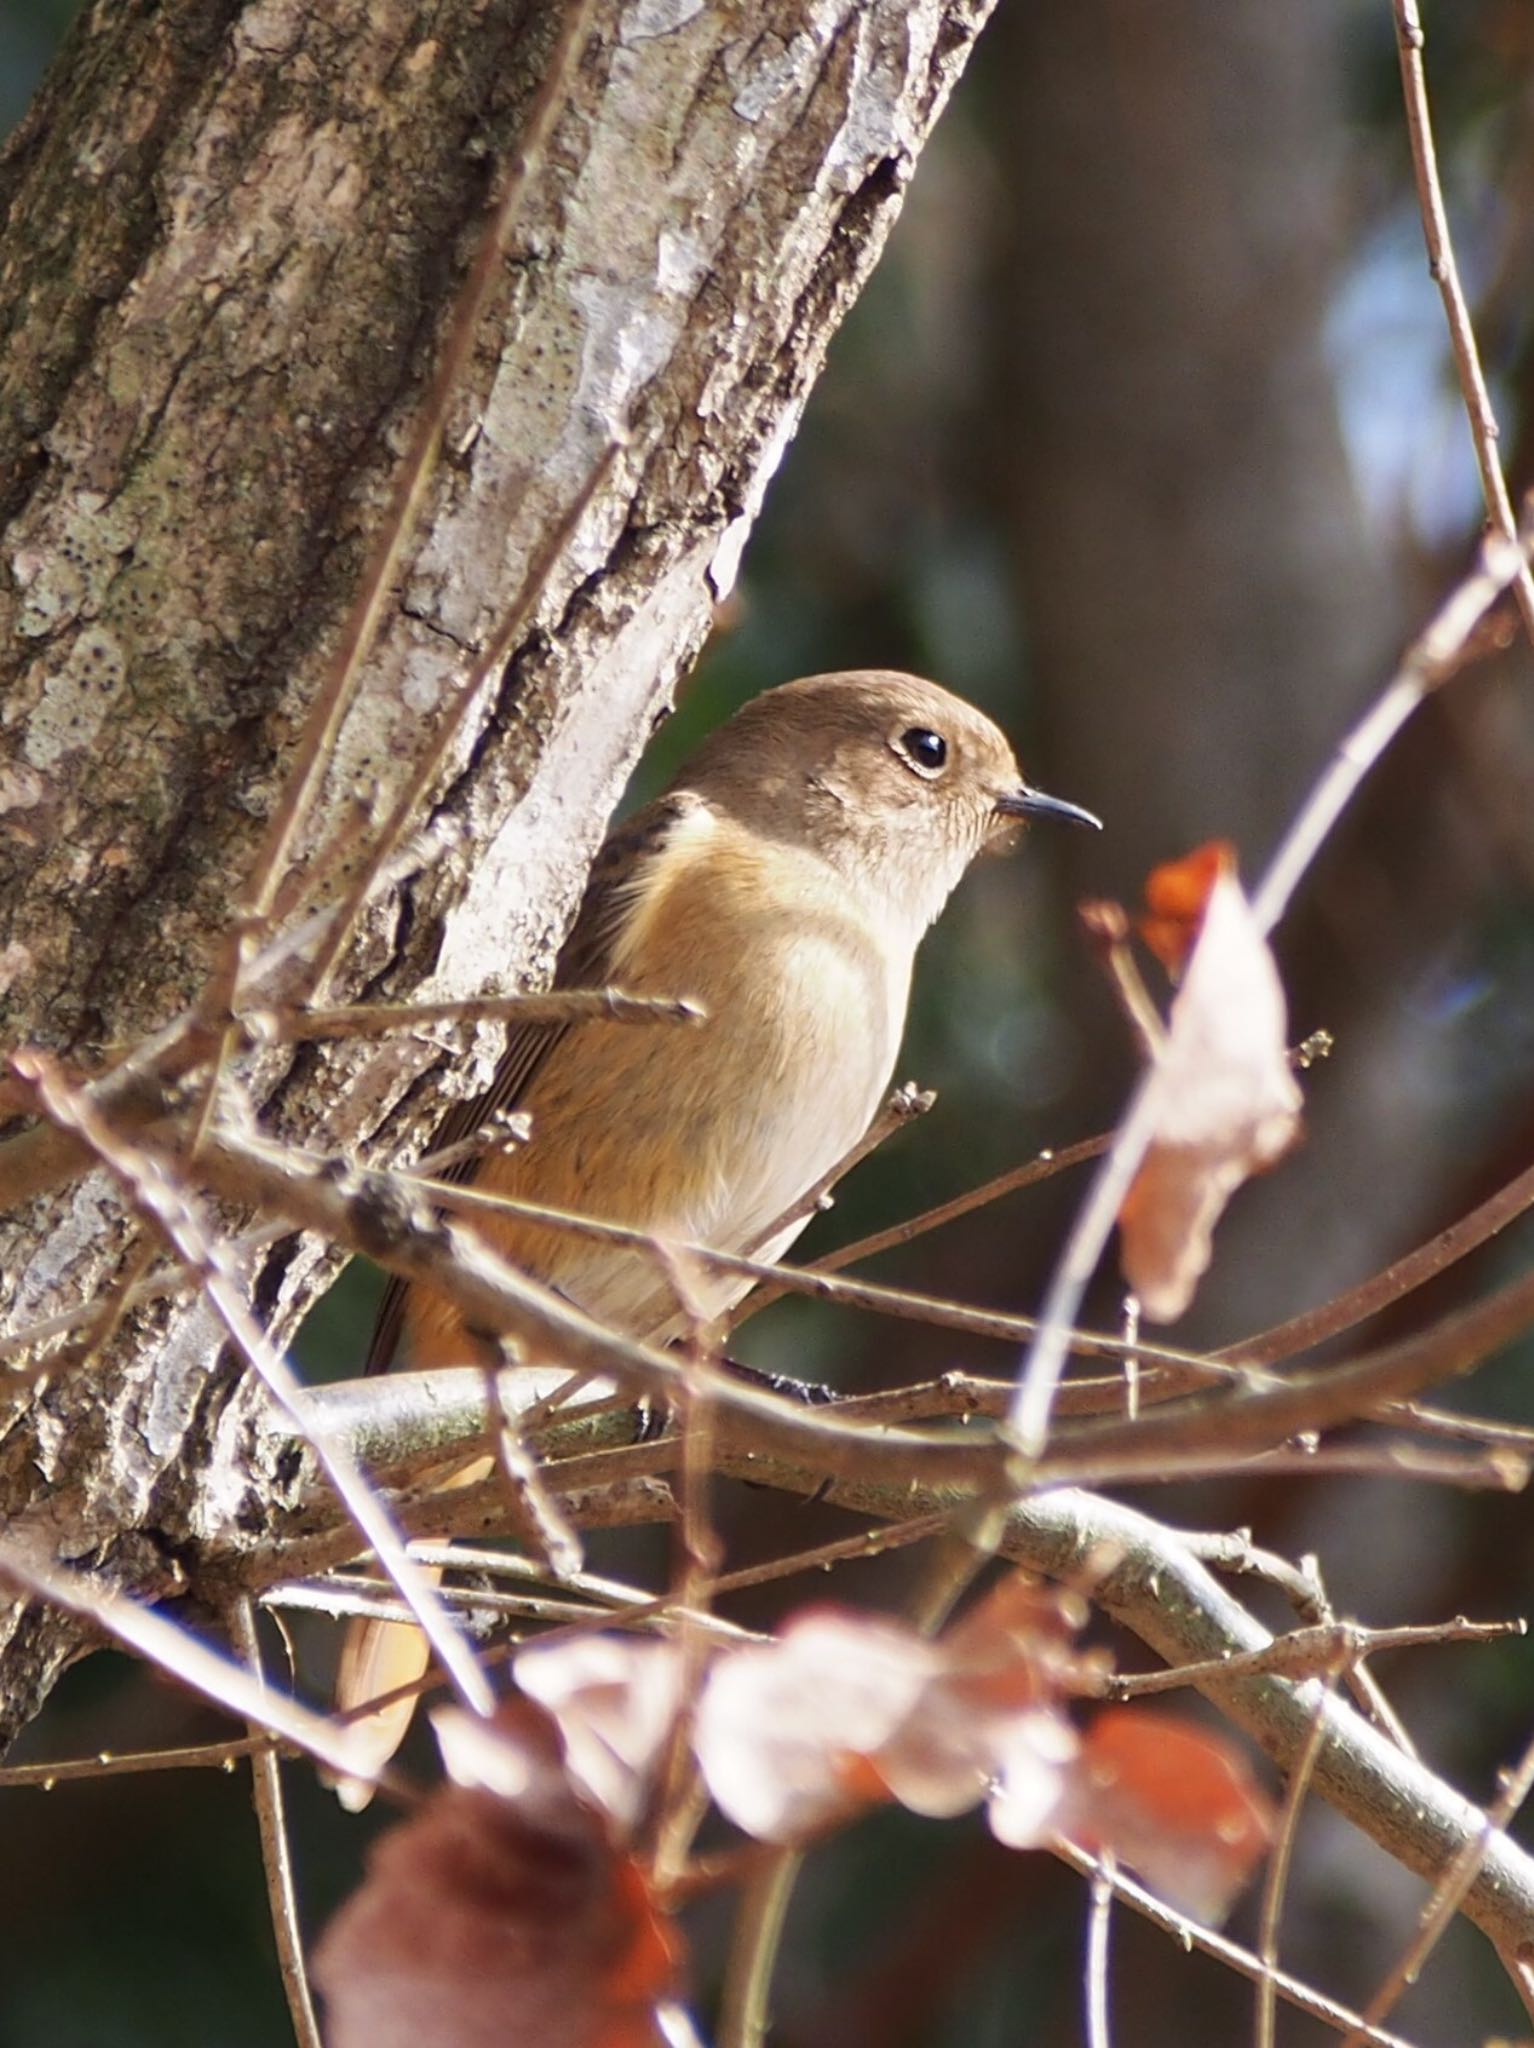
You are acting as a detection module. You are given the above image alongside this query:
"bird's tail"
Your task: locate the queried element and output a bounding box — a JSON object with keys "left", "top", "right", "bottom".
{"left": 330, "top": 1602, "right": 440, "bottom": 1812}
{"left": 329, "top": 1456, "right": 493, "bottom": 1810}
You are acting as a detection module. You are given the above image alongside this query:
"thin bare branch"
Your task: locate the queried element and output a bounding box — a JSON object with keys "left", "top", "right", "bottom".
{"left": 230, "top": 1599, "right": 323, "bottom": 2048}
{"left": 1008, "top": 529, "right": 1531, "bottom": 1463}
{"left": 1257, "top": 1671, "right": 1332, "bottom": 2048}
{"left": 739, "top": 1079, "right": 936, "bottom": 1263}
{"left": 1007, "top": 1489, "right": 1534, "bottom": 1959}
{"left": 1053, "top": 1844, "right": 1416, "bottom": 2047}
{"left": 1222, "top": 1152, "right": 1534, "bottom": 1370}
{"left": 1080, "top": 897, "right": 1165, "bottom": 1059}
{"left": 737, "top": 1127, "right": 1110, "bottom": 1319}
{"left": 1391, "top": 0, "right": 1534, "bottom": 639}
{"left": 1035, "top": 1257, "right": 1534, "bottom": 1484}
{"left": 484, "top": 1351, "right": 584, "bottom": 1580}
{"left": 245, "top": 987, "right": 703, "bottom": 1047}
{"left": 406, "top": 1162, "right": 1216, "bottom": 1377}
{"left": 1085, "top": 1860, "right": 1116, "bottom": 2048}
{"left": 1251, "top": 530, "right": 1528, "bottom": 934}
{"left": 1109, "top": 1617, "right": 1525, "bottom": 1700}
{"left": 12, "top": 1052, "right": 494, "bottom": 1723}
{"left": 192, "top": 1122, "right": 1015, "bottom": 1495}
{"left": 1347, "top": 1716, "right": 1534, "bottom": 2045}
{"left": 0, "top": 1544, "right": 367, "bottom": 1781}
{"left": 1129, "top": 1544, "right": 1413, "bottom": 1759}
{"left": 0, "top": 1736, "right": 276, "bottom": 1789}
{"left": 718, "top": 1850, "right": 803, "bottom": 2048}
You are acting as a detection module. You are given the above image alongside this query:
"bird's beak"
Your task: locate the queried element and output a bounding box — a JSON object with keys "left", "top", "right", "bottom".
{"left": 996, "top": 785, "right": 1103, "bottom": 832}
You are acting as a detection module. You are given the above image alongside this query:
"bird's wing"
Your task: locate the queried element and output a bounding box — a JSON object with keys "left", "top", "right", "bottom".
{"left": 362, "top": 789, "right": 705, "bottom": 1373}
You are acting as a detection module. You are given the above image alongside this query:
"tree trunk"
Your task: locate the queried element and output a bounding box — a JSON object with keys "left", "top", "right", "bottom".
{"left": 0, "top": 0, "right": 994, "bottom": 1740}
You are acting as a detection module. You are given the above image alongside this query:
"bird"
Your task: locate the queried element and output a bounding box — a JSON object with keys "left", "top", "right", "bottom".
{"left": 333, "top": 669, "right": 1100, "bottom": 1804}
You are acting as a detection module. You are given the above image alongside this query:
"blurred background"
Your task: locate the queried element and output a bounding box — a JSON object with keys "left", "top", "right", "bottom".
{"left": 7, "top": 1, "right": 1534, "bottom": 2041}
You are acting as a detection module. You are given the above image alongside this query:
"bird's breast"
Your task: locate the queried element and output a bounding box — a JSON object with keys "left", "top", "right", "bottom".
{"left": 447, "top": 822, "right": 918, "bottom": 1344}
{"left": 615, "top": 829, "right": 911, "bottom": 1252}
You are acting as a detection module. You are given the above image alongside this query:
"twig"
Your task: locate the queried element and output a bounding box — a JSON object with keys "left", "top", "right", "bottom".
{"left": 1009, "top": 528, "right": 1531, "bottom": 1463}
{"left": 836, "top": 1363, "right": 1227, "bottom": 1425}
{"left": 1220, "top": 1151, "right": 1534, "bottom": 1369}
{"left": 648, "top": 1247, "right": 725, "bottom": 1887}
{"left": 738, "top": 1080, "right": 936, "bottom": 1261}
{"left": 485, "top": 1348, "right": 584, "bottom": 1580}
{"left": 193, "top": 1122, "right": 1017, "bottom": 1495}
{"left": 241, "top": 1414, "right": 1534, "bottom": 1961}
{"left": 1392, "top": 0, "right": 1534, "bottom": 640}
{"left": 1033, "top": 1255, "right": 1534, "bottom": 1484}
{"left": 12, "top": 1052, "right": 493, "bottom": 1724}
{"left": 1053, "top": 1843, "right": 1415, "bottom": 2047}
{"left": 1180, "top": 1529, "right": 1328, "bottom": 1614}
{"left": 405, "top": 1164, "right": 1216, "bottom": 1377}
{"left": 262, "top": 1576, "right": 614, "bottom": 1631}
{"left": 230, "top": 1599, "right": 323, "bottom": 2048}
{"left": 0, "top": 1736, "right": 276, "bottom": 1788}
{"left": 1250, "top": 530, "right": 1527, "bottom": 933}
{"left": 1043, "top": 1436, "right": 1527, "bottom": 1494}
{"left": 1174, "top": 1540, "right": 1420, "bottom": 1758}
{"left": 1398, "top": 1404, "right": 1534, "bottom": 1450}
{"left": 736, "top": 1127, "right": 1110, "bottom": 1320}
{"left": 1257, "top": 1668, "right": 1334, "bottom": 2048}
{"left": 717, "top": 1850, "right": 803, "bottom": 2048}
{"left": 1085, "top": 1860, "right": 1115, "bottom": 2048}
{"left": 244, "top": 988, "right": 703, "bottom": 1046}
{"left": 0, "top": 1543, "right": 368, "bottom": 1781}
{"left": 269, "top": 1515, "right": 943, "bottom": 1645}
{"left": 1346, "top": 1716, "right": 1534, "bottom": 2045}
{"left": 1107, "top": 1616, "right": 1525, "bottom": 1700}
{"left": 1080, "top": 898, "right": 1165, "bottom": 1059}
{"left": 1006, "top": 1488, "right": 1534, "bottom": 1958}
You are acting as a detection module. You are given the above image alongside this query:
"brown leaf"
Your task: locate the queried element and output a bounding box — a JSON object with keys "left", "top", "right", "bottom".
{"left": 1059, "top": 1707, "right": 1274, "bottom": 1924}
{"left": 312, "top": 1703, "right": 683, "bottom": 2048}
{"left": 1120, "top": 859, "right": 1302, "bottom": 1320}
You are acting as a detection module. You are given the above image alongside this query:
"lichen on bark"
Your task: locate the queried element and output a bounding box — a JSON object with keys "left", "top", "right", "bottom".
{"left": 0, "top": 0, "right": 995, "bottom": 1738}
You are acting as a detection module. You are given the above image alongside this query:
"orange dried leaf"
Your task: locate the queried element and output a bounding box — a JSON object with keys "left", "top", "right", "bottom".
{"left": 1061, "top": 1707, "right": 1274, "bottom": 1924}
{"left": 312, "top": 1703, "right": 684, "bottom": 2048}
{"left": 1120, "top": 862, "right": 1302, "bottom": 1321}
{"left": 1138, "top": 839, "right": 1235, "bottom": 976}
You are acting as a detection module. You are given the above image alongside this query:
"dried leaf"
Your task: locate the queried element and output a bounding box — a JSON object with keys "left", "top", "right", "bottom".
{"left": 888, "top": 1575, "right": 1097, "bottom": 1829}
{"left": 1120, "top": 859, "right": 1303, "bottom": 1320}
{"left": 1138, "top": 839, "right": 1234, "bottom": 976}
{"left": 313, "top": 1703, "right": 683, "bottom": 2048}
{"left": 515, "top": 1635, "right": 687, "bottom": 1833}
{"left": 694, "top": 1611, "right": 937, "bottom": 1842}
{"left": 694, "top": 1581, "right": 1092, "bottom": 1844}
{"left": 1059, "top": 1708, "right": 1274, "bottom": 1923}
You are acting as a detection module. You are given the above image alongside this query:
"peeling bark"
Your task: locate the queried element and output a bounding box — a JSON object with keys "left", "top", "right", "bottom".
{"left": 0, "top": 0, "right": 994, "bottom": 1738}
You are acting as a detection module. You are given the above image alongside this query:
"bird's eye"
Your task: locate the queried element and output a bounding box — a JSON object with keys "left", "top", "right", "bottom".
{"left": 899, "top": 727, "right": 948, "bottom": 775}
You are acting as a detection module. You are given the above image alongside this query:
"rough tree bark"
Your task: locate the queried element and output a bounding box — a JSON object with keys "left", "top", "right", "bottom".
{"left": 0, "top": 0, "right": 995, "bottom": 1740}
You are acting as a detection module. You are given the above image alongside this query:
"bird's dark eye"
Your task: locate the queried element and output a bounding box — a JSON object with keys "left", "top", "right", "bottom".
{"left": 899, "top": 727, "right": 948, "bottom": 775}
